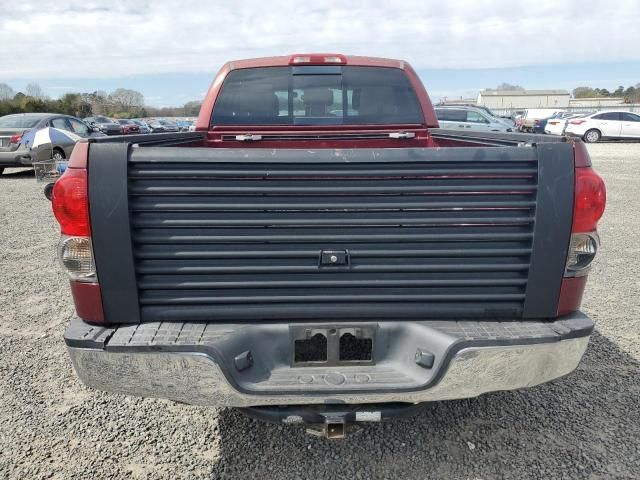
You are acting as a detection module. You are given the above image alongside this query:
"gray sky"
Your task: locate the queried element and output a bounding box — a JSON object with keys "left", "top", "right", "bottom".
{"left": 1, "top": 1, "right": 639, "bottom": 106}
{"left": 1, "top": 0, "right": 639, "bottom": 78}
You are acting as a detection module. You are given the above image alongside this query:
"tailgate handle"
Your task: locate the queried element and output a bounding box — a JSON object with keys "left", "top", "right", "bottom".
{"left": 388, "top": 131, "right": 416, "bottom": 139}
{"left": 235, "top": 134, "right": 263, "bottom": 142}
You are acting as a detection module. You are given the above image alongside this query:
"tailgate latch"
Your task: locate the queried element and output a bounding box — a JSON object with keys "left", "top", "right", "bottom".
{"left": 319, "top": 250, "right": 349, "bottom": 267}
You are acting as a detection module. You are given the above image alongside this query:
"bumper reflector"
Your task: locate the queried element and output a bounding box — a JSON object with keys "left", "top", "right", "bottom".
{"left": 70, "top": 281, "right": 104, "bottom": 324}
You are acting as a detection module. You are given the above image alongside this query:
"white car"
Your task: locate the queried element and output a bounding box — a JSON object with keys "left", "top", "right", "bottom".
{"left": 544, "top": 113, "right": 586, "bottom": 136}
{"left": 565, "top": 110, "right": 640, "bottom": 143}
{"left": 434, "top": 106, "right": 513, "bottom": 133}
{"left": 519, "top": 109, "right": 565, "bottom": 132}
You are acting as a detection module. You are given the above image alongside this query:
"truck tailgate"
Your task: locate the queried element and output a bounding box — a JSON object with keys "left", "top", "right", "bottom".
{"left": 87, "top": 144, "right": 574, "bottom": 324}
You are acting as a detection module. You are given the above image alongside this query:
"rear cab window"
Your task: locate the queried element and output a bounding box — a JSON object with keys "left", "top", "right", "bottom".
{"left": 0, "top": 116, "right": 41, "bottom": 128}
{"left": 435, "top": 109, "right": 466, "bottom": 122}
{"left": 211, "top": 66, "right": 424, "bottom": 126}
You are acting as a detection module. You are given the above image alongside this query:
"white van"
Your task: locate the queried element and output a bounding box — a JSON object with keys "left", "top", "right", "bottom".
{"left": 435, "top": 106, "right": 513, "bottom": 133}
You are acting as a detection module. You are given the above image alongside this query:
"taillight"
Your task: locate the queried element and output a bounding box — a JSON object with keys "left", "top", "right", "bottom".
{"left": 322, "top": 55, "right": 346, "bottom": 63}
{"left": 58, "top": 235, "right": 96, "bottom": 281}
{"left": 573, "top": 166, "right": 606, "bottom": 233}
{"left": 52, "top": 168, "right": 90, "bottom": 236}
{"left": 570, "top": 119, "right": 586, "bottom": 125}
{"left": 288, "top": 53, "right": 347, "bottom": 65}
{"left": 565, "top": 232, "right": 599, "bottom": 276}
{"left": 290, "top": 56, "right": 311, "bottom": 64}
{"left": 558, "top": 144, "right": 606, "bottom": 315}
{"left": 9, "top": 131, "right": 25, "bottom": 144}
{"left": 51, "top": 144, "right": 105, "bottom": 324}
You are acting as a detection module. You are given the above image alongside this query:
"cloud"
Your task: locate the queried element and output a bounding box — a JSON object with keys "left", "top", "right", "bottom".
{"left": 1, "top": 0, "right": 639, "bottom": 79}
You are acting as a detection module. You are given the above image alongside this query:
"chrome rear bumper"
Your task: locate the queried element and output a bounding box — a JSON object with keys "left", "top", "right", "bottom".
{"left": 65, "top": 314, "right": 593, "bottom": 407}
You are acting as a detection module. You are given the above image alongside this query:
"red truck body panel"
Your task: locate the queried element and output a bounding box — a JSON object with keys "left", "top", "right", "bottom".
{"left": 195, "top": 53, "right": 439, "bottom": 138}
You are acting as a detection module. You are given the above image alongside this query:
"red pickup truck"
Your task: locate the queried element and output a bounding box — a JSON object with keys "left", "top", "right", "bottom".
{"left": 55, "top": 54, "right": 605, "bottom": 438}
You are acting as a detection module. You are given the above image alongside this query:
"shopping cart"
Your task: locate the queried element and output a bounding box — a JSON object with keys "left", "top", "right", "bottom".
{"left": 33, "top": 160, "right": 68, "bottom": 200}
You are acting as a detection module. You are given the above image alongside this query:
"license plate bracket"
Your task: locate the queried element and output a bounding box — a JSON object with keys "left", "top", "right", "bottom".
{"left": 290, "top": 324, "right": 377, "bottom": 367}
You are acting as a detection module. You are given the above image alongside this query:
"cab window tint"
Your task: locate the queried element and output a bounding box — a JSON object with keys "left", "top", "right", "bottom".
{"left": 211, "top": 66, "right": 423, "bottom": 125}
{"left": 593, "top": 112, "right": 620, "bottom": 121}
{"left": 466, "top": 111, "right": 488, "bottom": 123}
{"left": 621, "top": 113, "right": 640, "bottom": 122}
{"left": 435, "top": 109, "right": 466, "bottom": 122}
{"left": 51, "top": 118, "right": 71, "bottom": 130}
{"left": 0, "top": 116, "right": 41, "bottom": 128}
{"left": 69, "top": 118, "right": 89, "bottom": 136}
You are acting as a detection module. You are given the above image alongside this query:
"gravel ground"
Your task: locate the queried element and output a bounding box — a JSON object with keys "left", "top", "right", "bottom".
{"left": 0, "top": 143, "right": 639, "bottom": 479}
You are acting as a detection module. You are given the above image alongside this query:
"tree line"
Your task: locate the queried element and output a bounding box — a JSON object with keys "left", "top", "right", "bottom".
{"left": 490, "top": 83, "right": 640, "bottom": 103}
{"left": 0, "top": 83, "right": 202, "bottom": 118}
{"left": 4, "top": 80, "right": 639, "bottom": 119}
{"left": 572, "top": 84, "right": 640, "bottom": 103}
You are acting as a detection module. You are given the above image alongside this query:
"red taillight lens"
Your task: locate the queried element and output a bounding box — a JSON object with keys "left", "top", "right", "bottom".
{"left": 52, "top": 168, "right": 90, "bottom": 236}
{"left": 573, "top": 167, "right": 606, "bottom": 233}
{"left": 9, "top": 131, "right": 25, "bottom": 144}
{"left": 570, "top": 119, "right": 586, "bottom": 125}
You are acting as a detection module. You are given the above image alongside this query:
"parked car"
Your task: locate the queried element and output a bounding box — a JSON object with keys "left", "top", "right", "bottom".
{"left": 55, "top": 53, "right": 604, "bottom": 439}
{"left": 175, "top": 120, "right": 194, "bottom": 131}
{"left": 519, "top": 109, "right": 565, "bottom": 132}
{"left": 435, "top": 106, "right": 513, "bottom": 132}
{"left": 544, "top": 113, "right": 590, "bottom": 136}
{"left": 565, "top": 110, "right": 640, "bottom": 143}
{"left": 158, "top": 119, "right": 180, "bottom": 132}
{"left": 84, "top": 116, "right": 122, "bottom": 135}
{"left": 116, "top": 119, "right": 141, "bottom": 135}
{"left": 531, "top": 111, "right": 574, "bottom": 134}
{"left": 436, "top": 103, "right": 515, "bottom": 126}
{"left": 129, "top": 119, "right": 152, "bottom": 134}
{"left": 0, "top": 113, "right": 103, "bottom": 173}
{"left": 144, "top": 119, "right": 164, "bottom": 133}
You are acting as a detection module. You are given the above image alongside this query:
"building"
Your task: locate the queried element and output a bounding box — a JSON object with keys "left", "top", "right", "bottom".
{"left": 437, "top": 98, "right": 478, "bottom": 106}
{"left": 477, "top": 89, "right": 570, "bottom": 109}
{"left": 569, "top": 97, "right": 626, "bottom": 108}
